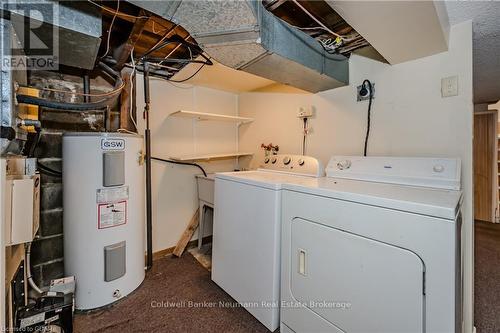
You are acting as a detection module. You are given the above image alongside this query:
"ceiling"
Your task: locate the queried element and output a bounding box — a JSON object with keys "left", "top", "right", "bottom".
{"left": 174, "top": 61, "right": 308, "bottom": 93}
{"left": 153, "top": 1, "right": 500, "bottom": 102}
{"left": 173, "top": 61, "right": 275, "bottom": 92}
{"left": 445, "top": 1, "right": 500, "bottom": 104}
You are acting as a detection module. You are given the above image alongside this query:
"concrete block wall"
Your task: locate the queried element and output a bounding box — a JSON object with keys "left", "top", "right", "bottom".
{"left": 29, "top": 71, "right": 120, "bottom": 287}
{"left": 30, "top": 132, "right": 64, "bottom": 286}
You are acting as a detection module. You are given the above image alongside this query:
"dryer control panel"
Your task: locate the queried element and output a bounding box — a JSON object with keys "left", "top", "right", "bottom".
{"left": 259, "top": 154, "right": 324, "bottom": 177}
{"left": 326, "top": 155, "right": 461, "bottom": 190}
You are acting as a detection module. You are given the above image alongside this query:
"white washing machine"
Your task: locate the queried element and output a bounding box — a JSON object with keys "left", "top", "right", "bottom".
{"left": 280, "top": 156, "right": 463, "bottom": 333}
{"left": 212, "top": 154, "right": 324, "bottom": 332}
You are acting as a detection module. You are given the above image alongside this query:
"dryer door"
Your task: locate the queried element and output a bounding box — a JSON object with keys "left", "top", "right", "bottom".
{"left": 290, "top": 218, "right": 425, "bottom": 333}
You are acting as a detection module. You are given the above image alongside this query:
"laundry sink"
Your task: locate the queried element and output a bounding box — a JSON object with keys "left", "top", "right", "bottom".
{"left": 196, "top": 174, "right": 215, "bottom": 205}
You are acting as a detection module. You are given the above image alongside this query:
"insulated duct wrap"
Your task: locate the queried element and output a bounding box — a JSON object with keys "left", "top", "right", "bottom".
{"left": 129, "top": 0, "right": 349, "bottom": 92}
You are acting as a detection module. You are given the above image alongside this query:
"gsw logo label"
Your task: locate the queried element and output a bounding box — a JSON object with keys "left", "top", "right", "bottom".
{"left": 101, "top": 139, "right": 125, "bottom": 150}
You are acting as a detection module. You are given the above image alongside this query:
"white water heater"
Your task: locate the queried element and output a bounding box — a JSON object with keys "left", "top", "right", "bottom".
{"left": 63, "top": 133, "right": 145, "bottom": 310}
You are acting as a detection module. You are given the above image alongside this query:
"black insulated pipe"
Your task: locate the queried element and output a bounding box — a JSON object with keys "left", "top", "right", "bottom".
{"left": 16, "top": 62, "right": 122, "bottom": 111}
{"left": 143, "top": 61, "right": 153, "bottom": 270}
{"left": 140, "top": 57, "right": 213, "bottom": 66}
{"left": 18, "top": 119, "right": 42, "bottom": 158}
{"left": 0, "top": 126, "right": 15, "bottom": 140}
{"left": 126, "top": 64, "right": 175, "bottom": 79}
{"left": 16, "top": 95, "right": 111, "bottom": 111}
{"left": 151, "top": 157, "right": 207, "bottom": 177}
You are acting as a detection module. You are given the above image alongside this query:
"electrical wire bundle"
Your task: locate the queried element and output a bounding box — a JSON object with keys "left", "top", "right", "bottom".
{"left": 125, "top": 37, "right": 213, "bottom": 82}
{"left": 16, "top": 0, "right": 212, "bottom": 112}
{"left": 93, "top": 0, "right": 213, "bottom": 82}
{"left": 319, "top": 37, "right": 344, "bottom": 54}
{"left": 284, "top": 0, "right": 368, "bottom": 55}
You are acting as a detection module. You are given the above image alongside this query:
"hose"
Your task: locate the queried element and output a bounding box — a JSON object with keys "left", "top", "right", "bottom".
{"left": 363, "top": 79, "right": 374, "bottom": 156}
{"left": 302, "top": 117, "right": 308, "bottom": 156}
{"left": 25, "top": 242, "right": 43, "bottom": 294}
{"left": 151, "top": 157, "right": 207, "bottom": 177}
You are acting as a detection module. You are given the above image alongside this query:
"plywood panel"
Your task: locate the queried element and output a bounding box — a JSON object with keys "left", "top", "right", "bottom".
{"left": 474, "top": 113, "right": 496, "bottom": 221}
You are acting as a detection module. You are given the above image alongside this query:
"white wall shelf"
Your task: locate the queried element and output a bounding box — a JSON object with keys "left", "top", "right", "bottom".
{"left": 169, "top": 152, "right": 253, "bottom": 162}
{"left": 169, "top": 110, "right": 253, "bottom": 125}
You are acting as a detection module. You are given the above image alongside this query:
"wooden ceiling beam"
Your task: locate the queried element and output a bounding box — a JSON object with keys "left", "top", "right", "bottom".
{"left": 113, "top": 10, "right": 149, "bottom": 68}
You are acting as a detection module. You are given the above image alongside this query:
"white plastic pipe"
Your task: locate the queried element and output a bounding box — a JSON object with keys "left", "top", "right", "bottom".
{"left": 25, "top": 242, "right": 43, "bottom": 294}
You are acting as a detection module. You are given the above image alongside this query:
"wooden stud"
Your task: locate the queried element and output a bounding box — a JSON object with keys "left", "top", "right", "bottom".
{"left": 119, "top": 68, "right": 136, "bottom": 131}
{"left": 173, "top": 209, "right": 200, "bottom": 257}
{"left": 113, "top": 10, "right": 149, "bottom": 68}
{"left": 151, "top": 236, "right": 212, "bottom": 261}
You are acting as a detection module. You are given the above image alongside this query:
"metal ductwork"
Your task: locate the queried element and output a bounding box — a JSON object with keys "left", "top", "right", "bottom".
{"left": 128, "top": 0, "right": 349, "bottom": 92}
{"left": 4, "top": 0, "right": 102, "bottom": 70}
{"left": 1, "top": 18, "right": 28, "bottom": 155}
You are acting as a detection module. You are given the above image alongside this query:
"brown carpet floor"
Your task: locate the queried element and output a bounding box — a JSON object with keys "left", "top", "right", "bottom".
{"left": 475, "top": 220, "right": 500, "bottom": 333}
{"left": 76, "top": 220, "right": 500, "bottom": 333}
{"left": 74, "top": 254, "right": 270, "bottom": 333}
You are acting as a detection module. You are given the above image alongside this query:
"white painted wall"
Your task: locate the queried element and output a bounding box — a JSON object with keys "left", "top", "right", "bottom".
{"left": 134, "top": 19, "right": 473, "bottom": 333}
{"left": 136, "top": 79, "right": 239, "bottom": 252}
{"left": 327, "top": 0, "right": 449, "bottom": 64}
{"left": 239, "top": 21, "right": 474, "bottom": 332}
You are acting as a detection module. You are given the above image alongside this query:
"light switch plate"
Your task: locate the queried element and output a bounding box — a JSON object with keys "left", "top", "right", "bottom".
{"left": 441, "top": 76, "right": 458, "bottom": 97}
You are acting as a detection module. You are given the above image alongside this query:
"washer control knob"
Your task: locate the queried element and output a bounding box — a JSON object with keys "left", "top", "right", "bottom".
{"left": 337, "top": 160, "right": 351, "bottom": 170}
{"left": 433, "top": 164, "right": 444, "bottom": 173}
{"left": 264, "top": 157, "right": 270, "bottom": 164}
{"left": 298, "top": 158, "right": 305, "bottom": 166}
{"left": 283, "top": 156, "right": 291, "bottom": 165}
{"left": 271, "top": 157, "right": 277, "bottom": 164}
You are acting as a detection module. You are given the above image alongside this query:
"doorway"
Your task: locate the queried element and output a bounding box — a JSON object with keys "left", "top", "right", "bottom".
{"left": 474, "top": 107, "right": 500, "bottom": 333}
{"left": 473, "top": 111, "right": 497, "bottom": 223}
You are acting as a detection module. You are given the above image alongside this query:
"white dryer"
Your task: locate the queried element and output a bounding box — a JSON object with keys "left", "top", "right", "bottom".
{"left": 212, "top": 155, "right": 324, "bottom": 332}
{"left": 280, "top": 156, "right": 463, "bottom": 333}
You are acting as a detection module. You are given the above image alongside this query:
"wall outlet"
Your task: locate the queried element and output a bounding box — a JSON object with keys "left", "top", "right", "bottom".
{"left": 441, "top": 76, "right": 458, "bottom": 97}
{"left": 298, "top": 106, "right": 314, "bottom": 118}
{"left": 357, "top": 83, "right": 375, "bottom": 101}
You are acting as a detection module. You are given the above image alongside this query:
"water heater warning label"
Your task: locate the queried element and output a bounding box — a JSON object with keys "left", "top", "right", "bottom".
{"left": 98, "top": 201, "right": 127, "bottom": 229}
{"left": 97, "top": 186, "right": 129, "bottom": 203}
